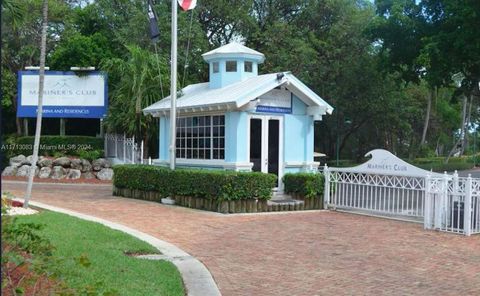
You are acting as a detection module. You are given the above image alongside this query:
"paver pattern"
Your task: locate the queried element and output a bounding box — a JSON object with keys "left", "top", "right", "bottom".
{"left": 3, "top": 181, "right": 480, "bottom": 296}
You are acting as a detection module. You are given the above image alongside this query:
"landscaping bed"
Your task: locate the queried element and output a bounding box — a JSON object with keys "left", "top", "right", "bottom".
{"left": 2, "top": 206, "right": 184, "bottom": 295}
{"left": 113, "top": 165, "right": 324, "bottom": 213}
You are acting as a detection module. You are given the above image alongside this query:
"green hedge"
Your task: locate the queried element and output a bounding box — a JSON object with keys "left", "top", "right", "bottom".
{"left": 408, "top": 156, "right": 474, "bottom": 172}
{"left": 283, "top": 173, "right": 324, "bottom": 198}
{"left": 2, "top": 136, "right": 103, "bottom": 158}
{"left": 414, "top": 162, "right": 474, "bottom": 172}
{"left": 113, "top": 165, "right": 277, "bottom": 201}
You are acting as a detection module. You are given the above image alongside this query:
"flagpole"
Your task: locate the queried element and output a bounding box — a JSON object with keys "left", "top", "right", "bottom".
{"left": 169, "top": 0, "right": 177, "bottom": 170}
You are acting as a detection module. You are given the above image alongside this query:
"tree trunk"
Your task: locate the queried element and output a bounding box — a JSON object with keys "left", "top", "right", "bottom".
{"left": 420, "top": 88, "right": 433, "bottom": 146}
{"left": 463, "top": 94, "right": 473, "bottom": 154}
{"left": 446, "top": 94, "right": 468, "bottom": 162}
{"left": 24, "top": 0, "right": 48, "bottom": 208}
{"left": 13, "top": 94, "right": 22, "bottom": 135}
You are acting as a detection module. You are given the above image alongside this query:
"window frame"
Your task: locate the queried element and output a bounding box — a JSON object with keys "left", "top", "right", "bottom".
{"left": 212, "top": 62, "right": 219, "bottom": 73}
{"left": 226, "top": 60, "right": 237, "bottom": 72}
{"left": 175, "top": 115, "right": 225, "bottom": 160}
{"left": 244, "top": 61, "right": 253, "bottom": 73}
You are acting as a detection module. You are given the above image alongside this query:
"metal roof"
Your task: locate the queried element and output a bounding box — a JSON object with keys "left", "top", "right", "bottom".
{"left": 143, "top": 72, "right": 334, "bottom": 116}
{"left": 202, "top": 42, "right": 265, "bottom": 63}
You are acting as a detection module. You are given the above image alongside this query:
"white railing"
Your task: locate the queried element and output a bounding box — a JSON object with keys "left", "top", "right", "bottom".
{"left": 322, "top": 148, "right": 480, "bottom": 236}
{"left": 104, "top": 133, "right": 150, "bottom": 164}
{"left": 324, "top": 168, "right": 425, "bottom": 222}
{"left": 324, "top": 166, "right": 480, "bottom": 236}
{"left": 426, "top": 173, "right": 480, "bottom": 236}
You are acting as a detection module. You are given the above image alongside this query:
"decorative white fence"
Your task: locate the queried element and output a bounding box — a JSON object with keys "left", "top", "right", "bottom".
{"left": 426, "top": 174, "right": 480, "bottom": 235}
{"left": 324, "top": 149, "right": 479, "bottom": 236}
{"left": 324, "top": 170, "right": 425, "bottom": 222}
{"left": 104, "top": 133, "right": 151, "bottom": 164}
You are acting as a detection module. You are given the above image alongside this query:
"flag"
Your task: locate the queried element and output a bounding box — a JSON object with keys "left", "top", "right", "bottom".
{"left": 147, "top": 0, "right": 160, "bottom": 42}
{"left": 178, "top": 0, "right": 197, "bottom": 11}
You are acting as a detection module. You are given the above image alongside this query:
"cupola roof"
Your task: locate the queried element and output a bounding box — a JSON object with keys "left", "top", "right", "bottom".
{"left": 202, "top": 42, "right": 265, "bottom": 63}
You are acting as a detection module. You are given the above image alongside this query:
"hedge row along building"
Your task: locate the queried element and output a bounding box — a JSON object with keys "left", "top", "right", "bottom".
{"left": 144, "top": 43, "right": 333, "bottom": 189}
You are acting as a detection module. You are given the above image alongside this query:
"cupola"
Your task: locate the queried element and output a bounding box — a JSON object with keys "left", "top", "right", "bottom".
{"left": 202, "top": 42, "right": 265, "bottom": 89}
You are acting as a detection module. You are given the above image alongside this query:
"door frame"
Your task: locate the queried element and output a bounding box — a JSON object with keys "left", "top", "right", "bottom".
{"left": 247, "top": 114, "right": 284, "bottom": 191}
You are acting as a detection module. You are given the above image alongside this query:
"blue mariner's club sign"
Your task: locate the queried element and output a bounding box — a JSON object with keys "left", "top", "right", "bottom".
{"left": 17, "top": 71, "right": 108, "bottom": 118}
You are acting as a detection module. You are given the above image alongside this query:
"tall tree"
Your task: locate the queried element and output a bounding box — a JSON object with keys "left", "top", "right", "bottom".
{"left": 24, "top": 0, "right": 49, "bottom": 209}
{"left": 102, "top": 45, "right": 169, "bottom": 157}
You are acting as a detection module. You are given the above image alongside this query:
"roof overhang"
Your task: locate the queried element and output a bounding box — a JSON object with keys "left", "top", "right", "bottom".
{"left": 144, "top": 102, "right": 237, "bottom": 117}
{"left": 235, "top": 72, "right": 334, "bottom": 115}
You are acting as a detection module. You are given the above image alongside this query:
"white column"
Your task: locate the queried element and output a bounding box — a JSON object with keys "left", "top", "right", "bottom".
{"left": 132, "top": 136, "right": 135, "bottom": 164}
{"left": 141, "top": 140, "right": 144, "bottom": 164}
{"left": 115, "top": 134, "right": 118, "bottom": 158}
{"left": 323, "top": 164, "right": 330, "bottom": 209}
{"left": 465, "top": 174, "right": 472, "bottom": 236}
{"left": 424, "top": 175, "right": 432, "bottom": 229}
{"left": 123, "top": 133, "right": 126, "bottom": 162}
{"left": 169, "top": 0, "right": 177, "bottom": 170}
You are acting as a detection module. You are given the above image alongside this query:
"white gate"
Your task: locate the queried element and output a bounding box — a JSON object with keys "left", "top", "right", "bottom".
{"left": 325, "top": 171, "right": 426, "bottom": 222}
{"left": 104, "top": 133, "right": 148, "bottom": 164}
{"left": 324, "top": 149, "right": 479, "bottom": 236}
{"left": 426, "top": 174, "right": 480, "bottom": 235}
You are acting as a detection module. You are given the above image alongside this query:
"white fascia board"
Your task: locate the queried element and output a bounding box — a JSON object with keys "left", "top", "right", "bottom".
{"left": 235, "top": 77, "right": 282, "bottom": 108}
{"left": 285, "top": 74, "right": 334, "bottom": 114}
{"left": 203, "top": 53, "right": 265, "bottom": 63}
{"left": 147, "top": 103, "right": 236, "bottom": 117}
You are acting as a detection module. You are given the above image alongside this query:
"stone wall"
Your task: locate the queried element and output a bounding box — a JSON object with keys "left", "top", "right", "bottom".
{"left": 2, "top": 155, "right": 114, "bottom": 181}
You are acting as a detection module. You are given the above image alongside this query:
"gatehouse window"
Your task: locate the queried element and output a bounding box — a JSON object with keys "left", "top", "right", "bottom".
{"left": 244, "top": 61, "right": 253, "bottom": 72}
{"left": 226, "top": 61, "right": 237, "bottom": 72}
{"left": 176, "top": 115, "right": 225, "bottom": 160}
{"left": 212, "top": 62, "right": 219, "bottom": 73}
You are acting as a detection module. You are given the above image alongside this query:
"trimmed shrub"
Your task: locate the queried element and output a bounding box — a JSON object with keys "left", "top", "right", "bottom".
{"left": 113, "top": 165, "right": 277, "bottom": 201}
{"left": 408, "top": 156, "right": 474, "bottom": 172}
{"left": 2, "top": 136, "right": 103, "bottom": 158}
{"left": 283, "top": 173, "right": 324, "bottom": 198}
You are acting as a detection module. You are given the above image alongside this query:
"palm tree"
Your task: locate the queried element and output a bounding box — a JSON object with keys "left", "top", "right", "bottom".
{"left": 24, "top": 0, "right": 48, "bottom": 208}
{"left": 1, "top": 0, "right": 25, "bottom": 28}
{"left": 102, "top": 45, "right": 169, "bottom": 158}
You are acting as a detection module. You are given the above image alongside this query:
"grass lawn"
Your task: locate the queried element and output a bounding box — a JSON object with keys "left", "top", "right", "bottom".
{"left": 15, "top": 211, "right": 185, "bottom": 296}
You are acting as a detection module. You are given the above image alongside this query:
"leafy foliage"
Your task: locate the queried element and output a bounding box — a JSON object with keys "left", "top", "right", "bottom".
{"left": 283, "top": 173, "right": 324, "bottom": 199}
{"left": 2, "top": 0, "right": 480, "bottom": 163}
{"left": 113, "top": 165, "right": 277, "bottom": 201}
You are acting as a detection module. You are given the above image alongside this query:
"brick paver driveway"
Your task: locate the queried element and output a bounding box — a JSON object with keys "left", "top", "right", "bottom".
{"left": 3, "top": 181, "right": 480, "bottom": 296}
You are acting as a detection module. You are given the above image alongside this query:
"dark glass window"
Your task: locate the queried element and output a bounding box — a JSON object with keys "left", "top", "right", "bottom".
{"left": 226, "top": 61, "right": 237, "bottom": 72}
{"left": 244, "top": 61, "right": 253, "bottom": 72}
{"left": 175, "top": 115, "right": 225, "bottom": 160}
{"left": 212, "top": 62, "right": 219, "bottom": 73}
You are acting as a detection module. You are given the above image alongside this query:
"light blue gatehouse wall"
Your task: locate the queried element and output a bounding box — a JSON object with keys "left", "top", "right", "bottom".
{"left": 157, "top": 93, "right": 315, "bottom": 174}
{"left": 283, "top": 94, "right": 314, "bottom": 174}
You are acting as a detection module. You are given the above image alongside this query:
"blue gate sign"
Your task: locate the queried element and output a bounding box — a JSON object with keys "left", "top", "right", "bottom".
{"left": 17, "top": 71, "right": 108, "bottom": 118}
{"left": 255, "top": 88, "right": 292, "bottom": 114}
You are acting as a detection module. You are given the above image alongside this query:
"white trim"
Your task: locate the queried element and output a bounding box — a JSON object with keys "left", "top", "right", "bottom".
{"left": 247, "top": 114, "right": 284, "bottom": 191}
{"left": 284, "top": 161, "right": 320, "bottom": 171}
{"left": 143, "top": 73, "right": 334, "bottom": 117}
{"left": 153, "top": 158, "right": 253, "bottom": 171}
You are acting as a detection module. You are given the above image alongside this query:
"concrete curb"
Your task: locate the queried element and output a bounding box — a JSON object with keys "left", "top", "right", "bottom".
{"left": 14, "top": 199, "right": 221, "bottom": 296}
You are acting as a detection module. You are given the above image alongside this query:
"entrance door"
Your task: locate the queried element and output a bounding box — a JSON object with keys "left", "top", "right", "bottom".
{"left": 249, "top": 115, "right": 283, "bottom": 188}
